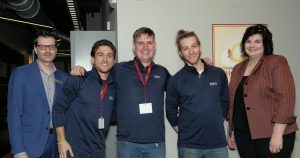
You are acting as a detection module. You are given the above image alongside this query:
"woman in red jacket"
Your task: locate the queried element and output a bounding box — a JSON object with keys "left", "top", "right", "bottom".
{"left": 227, "top": 24, "right": 298, "bottom": 158}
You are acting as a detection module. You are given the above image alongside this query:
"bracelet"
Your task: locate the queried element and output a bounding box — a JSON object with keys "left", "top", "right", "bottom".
{"left": 57, "top": 140, "right": 67, "bottom": 145}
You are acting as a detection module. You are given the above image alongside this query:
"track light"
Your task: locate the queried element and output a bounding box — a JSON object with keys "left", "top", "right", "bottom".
{"left": 65, "top": 0, "right": 81, "bottom": 30}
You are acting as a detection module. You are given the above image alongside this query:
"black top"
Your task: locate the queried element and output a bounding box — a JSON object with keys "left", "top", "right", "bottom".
{"left": 233, "top": 76, "right": 250, "bottom": 131}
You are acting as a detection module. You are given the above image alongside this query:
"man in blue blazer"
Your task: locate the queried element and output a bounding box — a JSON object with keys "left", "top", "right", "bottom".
{"left": 7, "top": 31, "right": 68, "bottom": 158}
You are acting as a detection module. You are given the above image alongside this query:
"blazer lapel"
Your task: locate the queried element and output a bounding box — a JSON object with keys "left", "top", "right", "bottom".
{"left": 32, "top": 62, "right": 49, "bottom": 106}
{"left": 236, "top": 61, "right": 248, "bottom": 83}
{"left": 246, "top": 56, "right": 265, "bottom": 82}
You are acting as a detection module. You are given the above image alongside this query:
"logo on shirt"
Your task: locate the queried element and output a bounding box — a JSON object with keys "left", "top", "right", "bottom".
{"left": 108, "top": 96, "right": 114, "bottom": 101}
{"left": 153, "top": 75, "right": 161, "bottom": 79}
{"left": 209, "top": 82, "right": 218, "bottom": 86}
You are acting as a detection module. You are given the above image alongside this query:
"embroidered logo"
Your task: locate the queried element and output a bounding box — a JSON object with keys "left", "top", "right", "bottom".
{"left": 153, "top": 75, "right": 161, "bottom": 79}
{"left": 209, "top": 82, "right": 218, "bottom": 86}
{"left": 108, "top": 96, "right": 114, "bottom": 101}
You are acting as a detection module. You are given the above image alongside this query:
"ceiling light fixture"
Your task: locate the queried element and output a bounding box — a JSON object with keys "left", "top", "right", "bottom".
{"left": 65, "top": 0, "right": 81, "bottom": 30}
{"left": 0, "top": 16, "right": 53, "bottom": 29}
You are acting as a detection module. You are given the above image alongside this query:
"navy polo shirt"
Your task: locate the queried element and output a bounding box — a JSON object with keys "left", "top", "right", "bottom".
{"left": 166, "top": 61, "right": 229, "bottom": 149}
{"left": 112, "top": 58, "right": 171, "bottom": 143}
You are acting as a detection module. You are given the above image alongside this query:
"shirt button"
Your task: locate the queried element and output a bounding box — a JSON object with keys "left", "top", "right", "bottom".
{"left": 244, "top": 94, "right": 247, "bottom": 97}
{"left": 246, "top": 107, "right": 250, "bottom": 110}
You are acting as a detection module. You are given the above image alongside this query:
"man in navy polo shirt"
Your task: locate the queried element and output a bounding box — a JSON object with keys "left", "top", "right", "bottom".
{"left": 71, "top": 27, "right": 170, "bottom": 158}
{"left": 114, "top": 27, "right": 171, "bottom": 158}
{"left": 166, "top": 30, "right": 229, "bottom": 158}
{"left": 52, "top": 39, "right": 116, "bottom": 158}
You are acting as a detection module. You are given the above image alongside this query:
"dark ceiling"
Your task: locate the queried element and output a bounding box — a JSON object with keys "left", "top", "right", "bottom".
{"left": 39, "top": 0, "right": 104, "bottom": 36}
{"left": 0, "top": 0, "right": 109, "bottom": 55}
{"left": 39, "top": 0, "right": 74, "bottom": 36}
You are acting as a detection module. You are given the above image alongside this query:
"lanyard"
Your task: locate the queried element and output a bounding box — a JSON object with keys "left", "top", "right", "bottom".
{"left": 99, "top": 79, "right": 109, "bottom": 117}
{"left": 134, "top": 58, "right": 152, "bottom": 102}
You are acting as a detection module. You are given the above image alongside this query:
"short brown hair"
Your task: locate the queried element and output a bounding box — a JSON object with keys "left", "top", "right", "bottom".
{"left": 133, "top": 27, "right": 155, "bottom": 43}
{"left": 33, "top": 31, "right": 58, "bottom": 46}
{"left": 90, "top": 39, "right": 116, "bottom": 58}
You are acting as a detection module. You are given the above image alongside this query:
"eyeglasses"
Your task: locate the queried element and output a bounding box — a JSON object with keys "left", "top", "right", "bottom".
{"left": 36, "top": 45, "right": 57, "bottom": 50}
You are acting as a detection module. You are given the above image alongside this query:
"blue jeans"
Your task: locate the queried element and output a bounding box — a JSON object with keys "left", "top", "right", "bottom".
{"left": 178, "top": 146, "right": 228, "bottom": 158}
{"left": 117, "top": 140, "right": 165, "bottom": 158}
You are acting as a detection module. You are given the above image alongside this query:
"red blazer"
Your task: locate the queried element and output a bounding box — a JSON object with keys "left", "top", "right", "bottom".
{"left": 227, "top": 54, "right": 298, "bottom": 139}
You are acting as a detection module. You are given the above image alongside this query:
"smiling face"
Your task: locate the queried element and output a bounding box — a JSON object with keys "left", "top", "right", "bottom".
{"left": 244, "top": 34, "right": 264, "bottom": 59}
{"left": 34, "top": 37, "right": 57, "bottom": 64}
{"left": 133, "top": 34, "right": 156, "bottom": 66}
{"left": 179, "top": 36, "right": 201, "bottom": 66}
{"left": 92, "top": 45, "right": 115, "bottom": 75}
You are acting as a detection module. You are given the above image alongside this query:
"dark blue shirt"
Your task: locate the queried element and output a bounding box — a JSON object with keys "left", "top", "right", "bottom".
{"left": 113, "top": 58, "right": 171, "bottom": 143}
{"left": 52, "top": 67, "right": 116, "bottom": 158}
{"left": 166, "top": 61, "right": 229, "bottom": 149}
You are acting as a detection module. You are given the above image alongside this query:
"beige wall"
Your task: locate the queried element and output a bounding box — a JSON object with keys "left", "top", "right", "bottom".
{"left": 108, "top": 0, "right": 300, "bottom": 157}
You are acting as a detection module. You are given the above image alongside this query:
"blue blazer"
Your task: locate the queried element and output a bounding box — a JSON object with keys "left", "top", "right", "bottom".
{"left": 7, "top": 61, "right": 68, "bottom": 157}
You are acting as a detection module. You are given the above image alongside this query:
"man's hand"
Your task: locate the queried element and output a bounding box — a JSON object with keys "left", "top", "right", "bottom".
{"left": 70, "top": 66, "right": 85, "bottom": 76}
{"left": 227, "top": 135, "right": 236, "bottom": 150}
{"left": 14, "top": 152, "right": 29, "bottom": 158}
{"left": 58, "top": 141, "right": 74, "bottom": 158}
{"left": 203, "top": 57, "right": 213, "bottom": 65}
{"left": 173, "top": 126, "right": 179, "bottom": 133}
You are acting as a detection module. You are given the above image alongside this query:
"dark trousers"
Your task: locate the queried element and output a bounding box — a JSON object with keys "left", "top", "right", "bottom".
{"left": 38, "top": 133, "right": 59, "bottom": 158}
{"left": 234, "top": 130, "right": 295, "bottom": 158}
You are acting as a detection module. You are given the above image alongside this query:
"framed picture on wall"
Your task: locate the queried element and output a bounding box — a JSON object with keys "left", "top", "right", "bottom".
{"left": 212, "top": 24, "right": 263, "bottom": 81}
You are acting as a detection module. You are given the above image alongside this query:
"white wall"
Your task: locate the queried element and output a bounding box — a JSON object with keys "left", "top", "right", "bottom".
{"left": 70, "top": 31, "right": 116, "bottom": 69}
{"left": 114, "top": 0, "right": 300, "bottom": 157}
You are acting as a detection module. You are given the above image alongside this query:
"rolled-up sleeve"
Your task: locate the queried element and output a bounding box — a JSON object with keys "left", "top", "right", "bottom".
{"left": 271, "top": 56, "right": 296, "bottom": 124}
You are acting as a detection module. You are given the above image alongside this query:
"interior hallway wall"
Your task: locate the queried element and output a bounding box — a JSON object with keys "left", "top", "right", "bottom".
{"left": 106, "top": 0, "right": 300, "bottom": 157}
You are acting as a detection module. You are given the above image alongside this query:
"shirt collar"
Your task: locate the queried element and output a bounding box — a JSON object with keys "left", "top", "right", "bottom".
{"left": 184, "top": 59, "right": 208, "bottom": 73}
{"left": 36, "top": 59, "right": 56, "bottom": 75}
{"left": 133, "top": 56, "right": 155, "bottom": 70}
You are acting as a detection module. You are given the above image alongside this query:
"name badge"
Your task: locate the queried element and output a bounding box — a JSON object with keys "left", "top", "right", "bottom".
{"left": 98, "top": 117, "right": 104, "bottom": 129}
{"left": 139, "top": 103, "right": 153, "bottom": 114}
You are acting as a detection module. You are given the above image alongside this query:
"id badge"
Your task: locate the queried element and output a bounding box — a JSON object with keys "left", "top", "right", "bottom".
{"left": 139, "top": 103, "right": 153, "bottom": 114}
{"left": 98, "top": 117, "right": 104, "bottom": 129}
